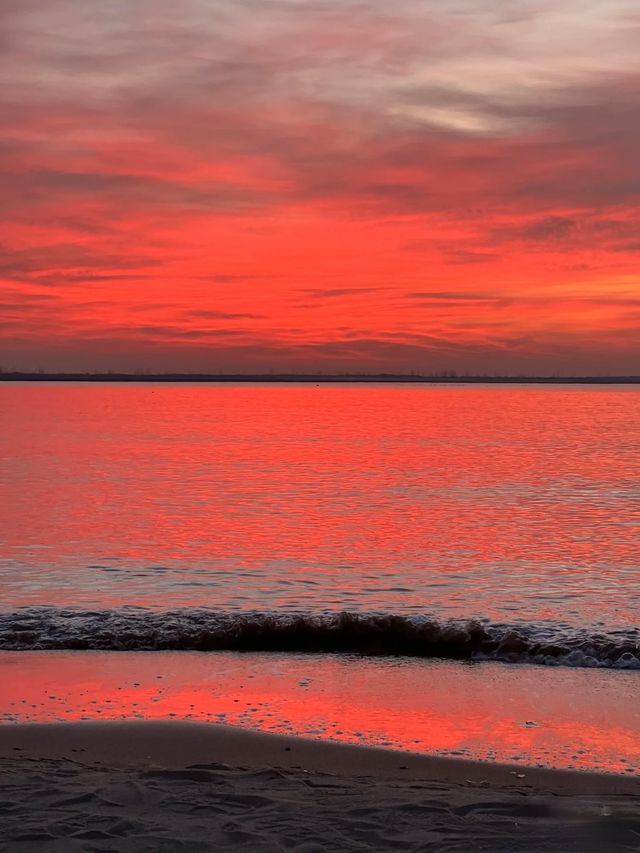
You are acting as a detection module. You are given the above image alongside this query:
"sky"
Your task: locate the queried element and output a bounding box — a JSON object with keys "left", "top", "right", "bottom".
{"left": 1, "top": 0, "right": 639, "bottom": 375}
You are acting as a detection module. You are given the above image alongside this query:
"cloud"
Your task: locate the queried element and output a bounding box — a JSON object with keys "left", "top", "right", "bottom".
{"left": 0, "top": 169, "right": 273, "bottom": 218}
{"left": 1, "top": 0, "right": 639, "bottom": 372}
{"left": 4, "top": 1, "right": 640, "bottom": 220}
{"left": 186, "top": 309, "right": 265, "bottom": 320}
{"left": 487, "top": 211, "right": 640, "bottom": 254}
{"left": 301, "top": 287, "right": 390, "bottom": 298}
{"left": 5, "top": 329, "right": 639, "bottom": 377}
{"left": 404, "top": 291, "right": 504, "bottom": 301}
{"left": 0, "top": 243, "right": 166, "bottom": 288}
{"left": 206, "top": 274, "right": 278, "bottom": 284}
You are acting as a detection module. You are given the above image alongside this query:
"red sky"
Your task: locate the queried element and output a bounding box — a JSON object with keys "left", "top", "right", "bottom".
{"left": 1, "top": 0, "right": 639, "bottom": 374}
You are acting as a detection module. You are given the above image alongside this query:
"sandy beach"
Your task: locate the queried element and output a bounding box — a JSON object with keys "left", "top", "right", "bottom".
{"left": 1, "top": 721, "right": 639, "bottom": 852}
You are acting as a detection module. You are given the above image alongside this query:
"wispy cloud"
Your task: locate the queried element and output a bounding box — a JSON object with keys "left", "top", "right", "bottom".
{"left": 1, "top": 0, "right": 639, "bottom": 372}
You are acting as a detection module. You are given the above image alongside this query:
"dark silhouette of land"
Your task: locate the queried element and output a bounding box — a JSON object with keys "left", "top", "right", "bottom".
{"left": 1, "top": 371, "right": 639, "bottom": 384}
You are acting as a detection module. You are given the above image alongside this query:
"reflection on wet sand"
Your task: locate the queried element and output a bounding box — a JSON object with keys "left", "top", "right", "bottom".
{"left": 1, "top": 650, "right": 638, "bottom": 776}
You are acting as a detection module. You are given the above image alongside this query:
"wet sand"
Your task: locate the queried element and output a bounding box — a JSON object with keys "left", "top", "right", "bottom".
{"left": 1, "top": 721, "right": 639, "bottom": 852}
{"left": 2, "top": 651, "right": 639, "bottom": 776}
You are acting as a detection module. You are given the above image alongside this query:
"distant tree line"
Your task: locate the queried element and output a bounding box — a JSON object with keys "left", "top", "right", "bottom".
{"left": 0, "top": 370, "right": 638, "bottom": 384}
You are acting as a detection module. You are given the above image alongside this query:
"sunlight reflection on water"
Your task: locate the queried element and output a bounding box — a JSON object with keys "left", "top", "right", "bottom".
{"left": 1, "top": 383, "right": 638, "bottom": 630}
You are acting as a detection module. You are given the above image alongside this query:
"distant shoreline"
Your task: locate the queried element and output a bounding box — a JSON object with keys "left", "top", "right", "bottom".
{"left": 0, "top": 372, "right": 639, "bottom": 384}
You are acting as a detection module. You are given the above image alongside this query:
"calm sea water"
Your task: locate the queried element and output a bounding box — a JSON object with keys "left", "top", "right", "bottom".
{"left": 1, "top": 382, "right": 638, "bottom": 667}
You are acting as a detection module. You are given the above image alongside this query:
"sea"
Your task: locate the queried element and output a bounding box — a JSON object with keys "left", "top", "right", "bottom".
{"left": 1, "top": 382, "right": 639, "bottom": 773}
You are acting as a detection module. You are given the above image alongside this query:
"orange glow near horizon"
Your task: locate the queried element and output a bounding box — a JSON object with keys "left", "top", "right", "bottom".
{"left": 1, "top": 1, "right": 639, "bottom": 374}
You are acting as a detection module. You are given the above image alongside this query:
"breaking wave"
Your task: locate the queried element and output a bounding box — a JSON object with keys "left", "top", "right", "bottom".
{"left": 0, "top": 607, "right": 638, "bottom": 670}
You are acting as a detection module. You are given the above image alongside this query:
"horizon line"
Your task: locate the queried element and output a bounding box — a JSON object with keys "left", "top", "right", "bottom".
{"left": 1, "top": 371, "right": 639, "bottom": 385}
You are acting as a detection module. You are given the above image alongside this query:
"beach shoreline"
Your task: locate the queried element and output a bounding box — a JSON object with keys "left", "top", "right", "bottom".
{"left": 1, "top": 721, "right": 639, "bottom": 852}
{"left": 2, "top": 650, "right": 638, "bottom": 777}
{"left": 2, "top": 720, "right": 640, "bottom": 794}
